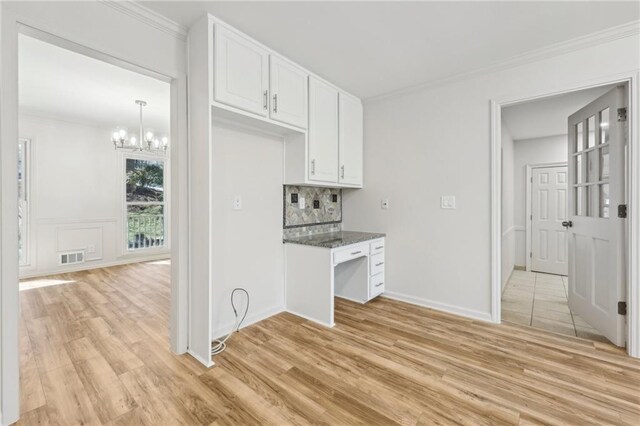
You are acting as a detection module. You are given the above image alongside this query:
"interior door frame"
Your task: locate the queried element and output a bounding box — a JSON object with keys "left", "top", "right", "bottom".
{"left": 491, "top": 72, "right": 639, "bottom": 358}
{"left": 525, "top": 162, "right": 568, "bottom": 273}
{"left": 1, "top": 11, "right": 190, "bottom": 424}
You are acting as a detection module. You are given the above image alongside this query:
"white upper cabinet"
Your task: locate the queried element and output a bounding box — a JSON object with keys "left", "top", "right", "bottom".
{"left": 214, "top": 26, "right": 269, "bottom": 116}
{"left": 338, "top": 93, "right": 363, "bottom": 186}
{"left": 308, "top": 77, "right": 339, "bottom": 183}
{"left": 269, "top": 56, "right": 308, "bottom": 129}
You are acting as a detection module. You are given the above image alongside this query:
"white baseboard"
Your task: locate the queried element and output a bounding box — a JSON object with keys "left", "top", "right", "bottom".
{"left": 382, "top": 291, "right": 492, "bottom": 322}
{"left": 285, "top": 308, "right": 335, "bottom": 328}
{"left": 19, "top": 253, "right": 170, "bottom": 279}
{"left": 211, "top": 305, "right": 285, "bottom": 341}
{"left": 187, "top": 349, "right": 214, "bottom": 368}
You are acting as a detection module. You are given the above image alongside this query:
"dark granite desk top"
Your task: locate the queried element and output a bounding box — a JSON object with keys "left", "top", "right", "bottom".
{"left": 283, "top": 231, "right": 385, "bottom": 249}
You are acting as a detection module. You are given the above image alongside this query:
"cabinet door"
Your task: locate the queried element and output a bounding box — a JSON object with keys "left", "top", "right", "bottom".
{"left": 214, "top": 26, "right": 269, "bottom": 116}
{"left": 308, "top": 77, "right": 339, "bottom": 183}
{"left": 338, "top": 93, "right": 363, "bottom": 186}
{"left": 270, "top": 56, "right": 308, "bottom": 129}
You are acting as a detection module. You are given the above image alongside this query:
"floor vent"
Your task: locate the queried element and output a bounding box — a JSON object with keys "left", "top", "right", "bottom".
{"left": 59, "top": 250, "right": 85, "bottom": 266}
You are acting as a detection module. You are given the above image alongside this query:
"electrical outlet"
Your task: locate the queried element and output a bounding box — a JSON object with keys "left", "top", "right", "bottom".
{"left": 381, "top": 199, "right": 389, "bottom": 210}
{"left": 87, "top": 244, "right": 96, "bottom": 254}
{"left": 313, "top": 200, "right": 320, "bottom": 209}
{"left": 332, "top": 194, "right": 338, "bottom": 202}
{"left": 233, "top": 195, "right": 242, "bottom": 210}
{"left": 441, "top": 195, "right": 456, "bottom": 209}
{"left": 291, "top": 193, "right": 298, "bottom": 203}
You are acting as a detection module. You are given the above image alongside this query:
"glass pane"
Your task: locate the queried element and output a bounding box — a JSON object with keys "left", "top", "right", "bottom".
{"left": 576, "top": 186, "right": 585, "bottom": 216}
{"left": 587, "top": 115, "right": 596, "bottom": 148}
{"left": 126, "top": 158, "right": 164, "bottom": 202}
{"left": 127, "top": 205, "right": 165, "bottom": 250}
{"left": 576, "top": 122, "right": 584, "bottom": 152}
{"left": 600, "top": 183, "right": 610, "bottom": 218}
{"left": 588, "top": 185, "right": 598, "bottom": 217}
{"left": 600, "top": 108, "right": 610, "bottom": 144}
{"left": 576, "top": 154, "right": 583, "bottom": 184}
{"left": 600, "top": 145, "right": 610, "bottom": 180}
{"left": 587, "top": 150, "right": 597, "bottom": 182}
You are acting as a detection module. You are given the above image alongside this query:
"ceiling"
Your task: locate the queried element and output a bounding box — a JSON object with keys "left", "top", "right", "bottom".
{"left": 19, "top": 34, "right": 170, "bottom": 135}
{"left": 143, "top": 1, "right": 639, "bottom": 99}
{"left": 502, "top": 84, "right": 618, "bottom": 141}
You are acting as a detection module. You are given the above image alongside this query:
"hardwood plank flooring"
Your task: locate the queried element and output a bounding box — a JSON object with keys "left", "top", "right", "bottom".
{"left": 17, "top": 261, "right": 640, "bottom": 425}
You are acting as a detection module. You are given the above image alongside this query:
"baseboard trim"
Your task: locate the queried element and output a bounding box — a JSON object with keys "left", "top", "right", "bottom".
{"left": 382, "top": 291, "right": 492, "bottom": 322}
{"left": 211, "top": 305, "right": 285, "bottom": 341}
{"left": 187, "top": 349, "right": 214, "bottom": 368}
{"left": 514, "top": 265, "right": 526, "bottom": 271}
{"left": 285, "top": 308, "right": 335, "bottom": 328}
{"left": 19, "top": 253, "right": 170, "bottom": 279}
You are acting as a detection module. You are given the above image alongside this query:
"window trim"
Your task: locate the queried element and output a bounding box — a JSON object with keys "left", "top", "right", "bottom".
{"left": 122, "top": 152, "right": 169, "bottom": 253}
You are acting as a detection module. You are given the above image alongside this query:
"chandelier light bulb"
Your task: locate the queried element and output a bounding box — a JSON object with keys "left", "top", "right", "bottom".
{"left": 112, "top": 131, "right": 120, "bottom": 141}
{"left": 130, "top": 136, "right": 137, "bottom": 146}
{"left": 162, "top": 136, "right": 168, "bottom": 146}
{"left": 145, "top": 131, "right": 154, "bottom": 141}
{"left": 119, "top": 129, "right": 127, "bottom": 138}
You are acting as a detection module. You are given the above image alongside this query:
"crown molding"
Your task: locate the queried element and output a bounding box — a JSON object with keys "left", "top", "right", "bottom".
{"left": 365, "top": 19, "right": 640, "bottom": 104}
{"left": 100, "top": 0, "right": 188, "bottom": 42}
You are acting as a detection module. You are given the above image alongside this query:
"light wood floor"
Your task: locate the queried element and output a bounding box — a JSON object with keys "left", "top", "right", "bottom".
{"left": 18, "top": 262, "right": 640, "bottom": 425}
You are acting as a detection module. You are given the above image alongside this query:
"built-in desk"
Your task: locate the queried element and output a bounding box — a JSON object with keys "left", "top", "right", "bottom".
{"left": 284, "top": 231, "right": 386, "bottom": 327}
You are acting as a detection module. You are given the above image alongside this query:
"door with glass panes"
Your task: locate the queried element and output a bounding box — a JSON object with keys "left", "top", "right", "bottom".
{"left": 567, "top": 86, "right": 626, "bottom": 346}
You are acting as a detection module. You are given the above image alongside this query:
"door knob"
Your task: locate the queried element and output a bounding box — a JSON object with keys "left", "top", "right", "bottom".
{"left": 562, "top": 220, "right": 573, "bottom": 228}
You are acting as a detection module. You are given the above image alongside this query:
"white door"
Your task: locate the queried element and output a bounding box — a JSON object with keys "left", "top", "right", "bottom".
{"left": 214, "top": 26, "right": 269, "bottom": 116}
{"left": 308, "top": 77, "right": 338, "bottom": 183}
{"left": 338, "top": 93, "right": 363, "bottom": 186}
{"left": 567, "top": 86, "right": 627, "bottom": 346}
{"left": 531, "top": 166, "right": 568, "bottom": 275}
{"left": 269, "top": 55, "right": 308, "bottom": 129}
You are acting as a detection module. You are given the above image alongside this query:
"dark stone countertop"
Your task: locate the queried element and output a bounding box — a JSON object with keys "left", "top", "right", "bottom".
{"left": 283, "top": 231, "right": 386, "bottom": 249}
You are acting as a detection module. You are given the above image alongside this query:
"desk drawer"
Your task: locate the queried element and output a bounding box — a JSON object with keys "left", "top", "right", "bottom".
{"left": 370, "top": 272, "right": 385, "bottom": 298}
{"left": 370, "top": 252, "right": 385, "bottom": 275}
{"left": 370, "top": 239, "right": 385, "bottom": 254}
{"left": 333, "top": 244, "right": 369, "bottom": 265}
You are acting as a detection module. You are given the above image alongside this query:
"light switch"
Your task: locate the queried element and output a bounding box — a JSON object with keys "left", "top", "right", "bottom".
{"left": 441, "top": 195, "right": 456, "bottom": 209}
{"left": 87, "top": 244, "right": 96, "bottom": 254}
{"left": 299, "top": 197, "right": 306, "bottom": 209}
{"left": 233, "top": 195, "right": 242, "bottom": 210}
{"left": 381, "top": 199, "right": 389, "bottom": 210}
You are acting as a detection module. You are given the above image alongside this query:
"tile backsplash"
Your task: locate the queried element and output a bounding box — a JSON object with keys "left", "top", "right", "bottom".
{"left": 283, "top": 186, "right": 341, "bottom": 228}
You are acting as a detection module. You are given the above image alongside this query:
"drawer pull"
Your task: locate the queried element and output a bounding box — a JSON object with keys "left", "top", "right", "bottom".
{"left": 375, "top": 262, "right": 384, "bottom": 267}
{"left": 375, "top": 282, "right": 384, "bottom": 287}
{"left": 375, "top": 246, "right": 384, "bottom": 250}
{"left": 350, "top": 251, "right": 362, "bottom": 255}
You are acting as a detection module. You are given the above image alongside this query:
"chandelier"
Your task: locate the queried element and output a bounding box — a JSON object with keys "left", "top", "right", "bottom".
{"left": 111, "top": 100, "right": 168, "bottom": 153}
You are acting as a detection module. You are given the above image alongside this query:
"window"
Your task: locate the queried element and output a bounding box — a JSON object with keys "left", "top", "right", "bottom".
{"left": 18, "top": 139, "right": 30, "bottom": 265}
{"left": 125, "top": 157, "right": 166, "bottom": 250}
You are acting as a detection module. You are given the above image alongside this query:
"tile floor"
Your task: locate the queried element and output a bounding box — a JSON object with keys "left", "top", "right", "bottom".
{"left": 502, "top": 270, "right": 609, "bottom": 343}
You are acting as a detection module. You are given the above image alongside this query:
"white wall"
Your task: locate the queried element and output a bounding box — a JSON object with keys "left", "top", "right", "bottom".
{"left": 18, "top": 114, "right": 169, "bottom": 278}
{"left": 501, "top": 123, "right": 516, "bottom": 289}
{"left": 211, "top": 123, "right": 285, "bottom": 338}
{"left": 343, "top": 34, "right": 639, "bottom": 320}
{"left": 513, "top": 134, "right": 568, "bottom": 266}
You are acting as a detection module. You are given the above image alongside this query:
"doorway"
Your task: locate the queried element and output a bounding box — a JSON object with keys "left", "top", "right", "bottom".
{"left": 493, "top": 79, "right": 638, "bottom": 354}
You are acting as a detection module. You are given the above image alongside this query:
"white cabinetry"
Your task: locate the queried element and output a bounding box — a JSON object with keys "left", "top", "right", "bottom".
{"left": 214, "top": 26, "right": 269, "bottom": 116}
{"left": 338, "top": 93, "right": 363, "bottom": 186}
{"left": 308, "top": 77, "right": 339, "bottom": 183}
{"left": 269, "top": 56, "right": 308, "bottom": 129}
